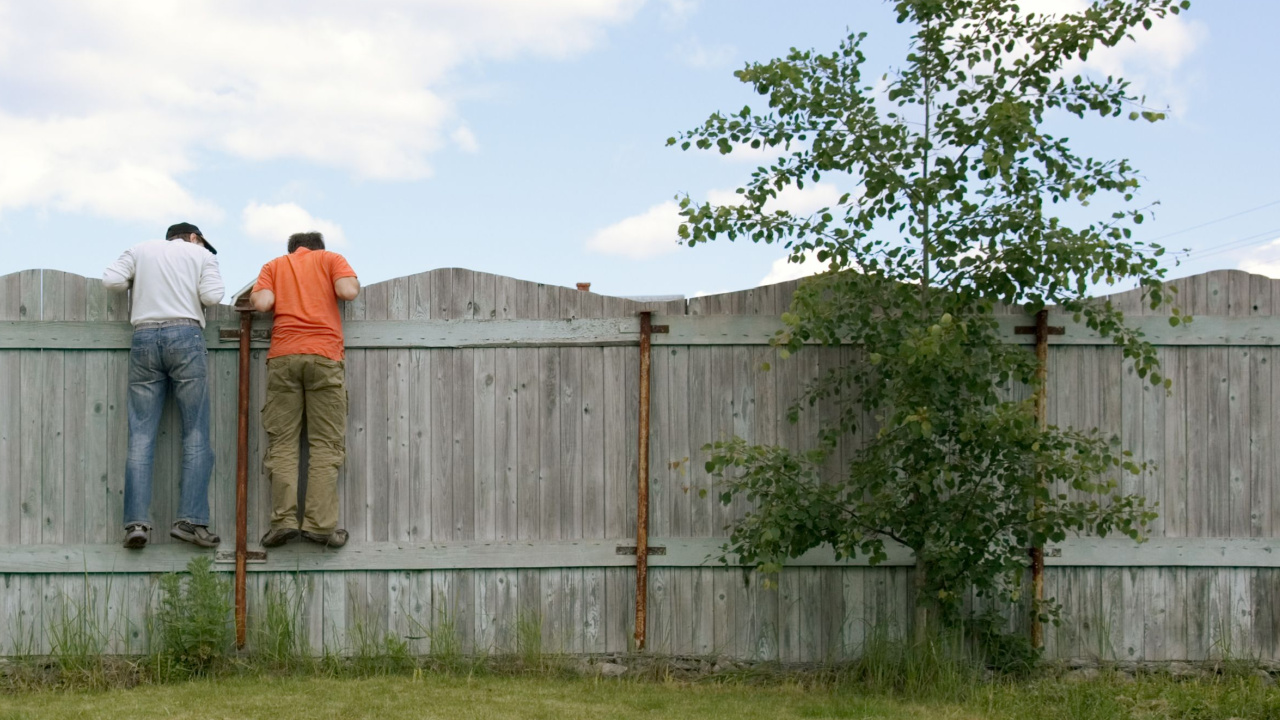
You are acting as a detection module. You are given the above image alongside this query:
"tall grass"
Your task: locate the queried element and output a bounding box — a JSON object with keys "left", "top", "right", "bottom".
{"left": 253, "top": 574, "right": 311, "bottom": 668}
{"left": 43, "top": 577, "right": 115, "bottom": 686}
{"left": 347, "top": 609, "right": 413, "bottom": 675}
{"left": 515, "top": 609, "right": 543, "bottom": 669}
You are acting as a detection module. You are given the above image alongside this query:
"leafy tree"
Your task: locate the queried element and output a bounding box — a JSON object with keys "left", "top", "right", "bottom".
{"left": 671, "top": 0, "right": 1189, "bottom": 635}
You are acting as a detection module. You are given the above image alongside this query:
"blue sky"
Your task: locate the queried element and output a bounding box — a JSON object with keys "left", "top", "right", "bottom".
{"left": 0, "top": 1, "right": 1274, "bottom": 299}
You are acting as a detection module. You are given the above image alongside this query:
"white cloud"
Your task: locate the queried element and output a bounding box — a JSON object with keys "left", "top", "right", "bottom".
{"left": 760, "top": 250, "right": 828, "bottom": 286}
{"left": 587, "top": 183, "right": 844, "bottom": 260}
{"left": 451, "top": 126, "right": 480, "bottom": 154}
{"left": 0, "top": 0, "right": 642, "bottom": 222}
{"left": 1239, "top": 238, "right": 1280, "bottom": 278}
{"left": 242, "top": 202, "right": 347, "bottom": 247}
{"left": 588, "top": 183, "right": 845, "bottom": 260}
{"left": 0, "top": 111, "right": 222, "bottom": 222}
{"left": 707, "top": 182, "right": 843, "bottom": 217}
{"left": 675, "top": 38, "right": 735, "bottom": 69}
{"left": 586, "top": 201, "right": 682, "bottom": 259}
{"left": 660, "top": 0, "right": 699, "bottom": 25}
{"left": 1017, "top": 0, "right": 1206, "bottom": 111}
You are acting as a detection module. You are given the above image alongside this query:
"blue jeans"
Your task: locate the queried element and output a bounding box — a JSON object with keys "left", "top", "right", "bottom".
{"left": 123, "top": 324, "right": 214, "bottom": 528}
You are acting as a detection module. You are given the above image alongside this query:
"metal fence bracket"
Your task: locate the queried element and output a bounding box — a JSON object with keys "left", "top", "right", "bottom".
{"left": 216, "top": 549, "right": 266, "bottom": 564}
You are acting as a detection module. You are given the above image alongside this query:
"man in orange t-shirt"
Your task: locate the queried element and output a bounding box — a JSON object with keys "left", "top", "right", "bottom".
{"left": 251, "top": 232, "right": 360, "bottom": 548}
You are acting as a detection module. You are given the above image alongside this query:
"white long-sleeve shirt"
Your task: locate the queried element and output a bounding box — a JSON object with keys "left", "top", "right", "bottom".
{"left": 102, "top": 239, "right": 225, "bottom": 327}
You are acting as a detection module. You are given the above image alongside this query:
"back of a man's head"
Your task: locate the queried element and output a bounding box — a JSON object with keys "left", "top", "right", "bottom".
{"left": 288, "top": 232, "right": 325, "bottom": 254}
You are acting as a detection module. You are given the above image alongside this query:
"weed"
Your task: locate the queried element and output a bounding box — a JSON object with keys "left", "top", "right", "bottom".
{"left": 967, "top": 609, "right": 1040, "bottom": 677}
{"left": 515, "top": 609, "right": 543, "bottom": 669}
{"left": 150, "top": 556, "right": 233, "bottom": 676}
{"left": 849, "top": 623, "right": 981, "bottom": 700}
{"left": 253, "top": 574, "right": 311, "bottom": 669}
{"left": 45, "top": 580, "right": 111, "bottom": 678}
{"left": 412, "top": 604, "right": 462, "bottom": 667}
{"left": 348, "top": 611, "right": 414, "bottom": 676}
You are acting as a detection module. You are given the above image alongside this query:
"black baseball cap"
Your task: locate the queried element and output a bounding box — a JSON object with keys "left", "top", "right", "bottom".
{"left": 165, "top": 222, "right": 217, "bottom": 255}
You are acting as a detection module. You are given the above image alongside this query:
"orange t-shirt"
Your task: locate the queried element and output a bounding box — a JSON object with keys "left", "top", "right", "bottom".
{"left": 253, "top": 248, "right": 358, "bottom": 362}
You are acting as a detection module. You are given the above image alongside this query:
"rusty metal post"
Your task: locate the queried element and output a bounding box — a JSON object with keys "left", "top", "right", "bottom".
{"left": 1030, "top": 308, "right": 1049, "bottom": 650}
{"left": 235, "top": 310, "right": 252, "bottom": 648}
{"left": 634, "top": 311, "right": 652, "bottom": 651}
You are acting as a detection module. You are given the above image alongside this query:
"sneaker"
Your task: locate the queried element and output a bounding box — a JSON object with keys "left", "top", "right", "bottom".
{"left": 170, "top": 521, "right": 220, "bottom": 548}
{"left": 300, "top": 529, "right": 349, "bottom": 548}
{"left": 261, "top": 527, "right": 299, "bottom": 548}
{"left": 123, "top": 524, "right": 149, "bottom": 549}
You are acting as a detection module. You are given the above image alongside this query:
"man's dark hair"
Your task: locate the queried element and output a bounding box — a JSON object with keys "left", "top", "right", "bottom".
{"left": 287, "top": 232, "right": 325, "bottom": 253}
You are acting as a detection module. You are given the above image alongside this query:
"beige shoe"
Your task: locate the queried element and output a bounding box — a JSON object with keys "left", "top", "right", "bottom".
{"left": 261, "top": 527, "right": 299, "bottom": 548}
{"left": 301, "top": 529, "right": 348, "bottom": 548}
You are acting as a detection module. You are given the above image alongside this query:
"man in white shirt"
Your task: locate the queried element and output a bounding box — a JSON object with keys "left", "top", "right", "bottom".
{"left": 103, "top": 222, "right": 225, "bottom": 549}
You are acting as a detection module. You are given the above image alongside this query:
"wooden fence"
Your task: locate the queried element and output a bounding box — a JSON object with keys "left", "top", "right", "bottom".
{"left": 0, "top": 267, "right": 1277, "bottom": 662}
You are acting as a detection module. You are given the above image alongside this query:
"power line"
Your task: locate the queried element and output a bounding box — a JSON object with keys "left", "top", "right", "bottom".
{"left": 1178, "top": 225, "right": 1280, "bottom": 260}
{"left": 1147, "top": 197, "right": 1280, "bottom": 243}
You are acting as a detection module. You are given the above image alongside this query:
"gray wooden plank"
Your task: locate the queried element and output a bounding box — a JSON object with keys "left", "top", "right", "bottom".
{"left": 515, "top": 281, "right": 540, "bottom": 542}
{"left": 539, "top": 346, "right": 562, "bottom": 541}
{"left": 604, "top": 566, "right": 632, "bottom": 653}
{"left": 475, "top": 349, "right": 497, "bottom": 542}
{"left": 82, "top": 350, "right": 110, "bottom": 543}
{"left": 1162, "top": 346, "right": 1189, "bottom": 538}
{"left": 581, "top": 348, "right": 605, "bottom": 540}
{"left": 387, "top": 282, "right": 413, "bottom": 544}
{"left": 1204, "top": 271, "right": 1231, "bottom": 538}
{"left": 668, "top": 345, "right": 692, "bottom": 539}
{"left": 516, "top": 346, "right": 540, "bottom": 541}
{"left": 561, "top": 566, "right": 583, "bottom": 655}
{"left": 1205, "top": 344, "right": 1230, "bottom": 537}
{"left": 1230, "top": 568, "right": 1253, "bottom": 659}
{"left": 688, "top": 347, "right": 714, "bottom": 538}
{"left": 1253, "top": 569, "right": 1279, "bottom": 660}
{"left": 495, "top": 348, "right": 518, "bottom": 541}
{"left": 40, "top": 272, "right": 67, "bottom": 547}
{"left": 1166, "top": 567, "right": 1188, "bottom": 661}
{"left": 648, "top": 343, "right": 669, "bottom": 540}
{"left": 408, "top": 349, "right": 432, "bottom": 541}
{"left": 0, "top": 272, "right": 22, "bottom": 546}
{"left": 210, "top": 350, "right": 236, "bottom": 544}
{"left": 1227, "top": 344, "right": 1251, "bottom": 537}
{"left": 1273, "top": 278, "right": 1280, "bottom": 543}
{"left": 1121, "top": 567, "right": 1143, "bottom": 661}
{"left": 624, "top": 336, "right": 640, "bottom": 538}
{"left": 646, "top": 566, "right": 669, "bottom": 654}
{"left": 362, "top": 284, "right": 393, "bottom": 648}
{"left": 583, "top": 565, "right": 605, "bottom": 653}
{"left": 1249, "top": 275, "right": 1273, "bottom": 539}
{"left": 430, "top": 362, "right": 455, "bottom": 543}
{"left": 322, "top": 570, "right": 346, "bottom": 654}
{"left": 62, "top": 277, "right": 89, "bottom": 546}
{"left": 1143, "top": 567, "right": 1168, "bottom": 661}
{"left": 559, "top": 345, "right": 583, "bottom": 540}
{"left": 601, "top": 345, "right": 627, "bottom": 541}
{"left": 455, "top": 349, "right": 476, "bottom": 541}
{"left": 339, "top": 286, "right": 368, "bottom": 649}
{"left": 1186, "top": 567, "right": 1211, "bottom": 659}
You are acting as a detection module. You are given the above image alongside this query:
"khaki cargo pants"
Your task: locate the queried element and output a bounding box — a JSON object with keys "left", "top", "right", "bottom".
{"left": 262, "top": 354, "right": 347, "bottom": 534}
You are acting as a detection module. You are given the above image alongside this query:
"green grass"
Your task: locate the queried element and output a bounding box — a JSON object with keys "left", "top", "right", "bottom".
{"left": 0, "top": 672, "right": 1277, "bottom": 720}
{"left": 0, "top": 674, "right": 955, "bottom": 720}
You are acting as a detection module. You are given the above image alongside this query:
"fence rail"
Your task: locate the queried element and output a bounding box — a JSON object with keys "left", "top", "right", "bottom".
{"left": 3, "top": 314, "right": 1280, "bottom": 350}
